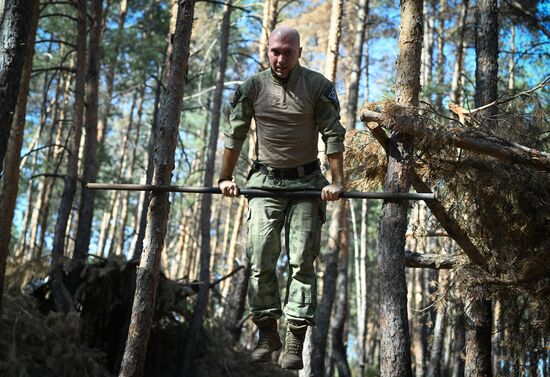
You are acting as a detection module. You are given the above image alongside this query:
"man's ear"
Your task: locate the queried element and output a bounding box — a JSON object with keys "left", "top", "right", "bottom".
{"left": 298, "top": 47, "right": 302, "bottom": 58}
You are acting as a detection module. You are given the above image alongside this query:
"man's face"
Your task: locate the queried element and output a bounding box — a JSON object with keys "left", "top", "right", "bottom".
{"left": 268, "top": 34, "right": 302, "bottom": 79}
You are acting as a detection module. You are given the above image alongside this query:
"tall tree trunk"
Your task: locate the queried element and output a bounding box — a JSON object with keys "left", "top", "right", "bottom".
{"left": 377, "top": 1, "right": 422, "bottom": 376}
{"left": 434, "top": 0, "right": 446, "bottom": 110}
{"left": 330, "top": 201, "right": 351, "bottom": 377}
{"left": 345, "top": 0, "right": 369, "bottom": 130}
{"left": 508, "top": 24, "right": 515, "bottom": 91}
{"left": 0, "top": 0, "right": 32, "bottom": 174}
{"left": 50, "top": 0, "right": 87, "bottom": 314}
{"left": 421, "top": 0, "right": 435, "bottom": 91}
{"left": 464, "top": 1, "right": 497, "bottom": 376}
{"left": 324, "top": 0, "right": 344, "bottom": 81}
{"left": 450, "top": 0, "right": 469, "bottom": 107}
{"left": 98, "top": 0, "right": 128, "bottom": 145}
{"left": 181, "top": 2, "right": 232, "bottom": 375}
{"left": 118, "top": 2, "right": 196, "bottom": 376}
{"left": 0, "top": 0, "right": 39, "bottom": 312}
{"left": 74, "top": 0, "right": 103, "bottom": 263}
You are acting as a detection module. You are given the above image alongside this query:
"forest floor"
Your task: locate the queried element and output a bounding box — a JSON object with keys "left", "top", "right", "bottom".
{"left": 0, "top": 286, "right": 296, "bottom": 377}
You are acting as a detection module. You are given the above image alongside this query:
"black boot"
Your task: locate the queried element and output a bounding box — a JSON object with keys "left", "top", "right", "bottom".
{"left": 251, "top": 317, "right": 282, "bottom": 363}
{"left": 281, "top": 321, "right": 307, "bottom": 370}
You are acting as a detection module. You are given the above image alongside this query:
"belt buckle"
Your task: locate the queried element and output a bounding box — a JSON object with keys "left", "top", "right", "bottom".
{"left": 297, "top": 166, "right": 305, "bottom": 178}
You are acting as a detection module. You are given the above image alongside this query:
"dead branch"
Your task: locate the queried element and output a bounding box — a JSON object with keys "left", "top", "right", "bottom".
{"left": 404, "top": 251, "right": 458, "bottom": 269}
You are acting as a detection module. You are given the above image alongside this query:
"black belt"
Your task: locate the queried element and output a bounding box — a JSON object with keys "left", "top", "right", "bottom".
{"left": 254, "top": 160, "right": 320, "bottom": 180}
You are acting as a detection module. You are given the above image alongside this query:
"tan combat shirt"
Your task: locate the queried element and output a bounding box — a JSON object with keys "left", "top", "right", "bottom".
{"left": 224, "top": 64, "right": 346, "bottom": 169}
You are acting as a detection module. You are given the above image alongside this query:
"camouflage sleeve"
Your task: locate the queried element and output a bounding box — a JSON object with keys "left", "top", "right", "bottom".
{"left": 225, "top": 79, "right": 254, "bottom": 151}
{"left": 315, "top": 81, "right": 346, "bottom": 155}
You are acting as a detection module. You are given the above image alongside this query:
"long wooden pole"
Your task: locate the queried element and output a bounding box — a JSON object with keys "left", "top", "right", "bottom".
{"left": 86, "top": 183, "right": 435, "bottom": 201}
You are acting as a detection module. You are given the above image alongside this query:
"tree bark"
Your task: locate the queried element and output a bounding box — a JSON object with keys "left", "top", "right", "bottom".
{"left": 181, "top": 2, "right": 232, "bottom": 375}
{"left": 118, "top": 2, "right": 196, "bottom": 376}
{"left": 377, "top": 1, "right": 422, "bottom": 376}
{"left": 50, "top": 0, "right": 87, "bottom": 314}
{"left": 0, "top": 0, "right": 33, "bottom": 174}
{"left": 324, "top": 0, "right": 344, "bottom": 81}
{"left": 0, "top": 0, "right": 39, "bottom": 313}
{"left": 74, "top": 0, "right": 103, "bottom": 263}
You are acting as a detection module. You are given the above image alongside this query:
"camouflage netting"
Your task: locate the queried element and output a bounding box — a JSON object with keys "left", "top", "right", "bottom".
{"left": 349, "top": 96, "right": 550, "bottom": 351}
{"left": 2, "top": 256, "right": 296, "bottom": 377}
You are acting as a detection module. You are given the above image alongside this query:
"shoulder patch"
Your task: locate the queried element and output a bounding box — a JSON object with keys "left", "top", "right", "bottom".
{"left": 230, "top": 87, "right": 242, "bottom": 108}
{"left": 325, "top": 85, "right": 339, "bottom": 107}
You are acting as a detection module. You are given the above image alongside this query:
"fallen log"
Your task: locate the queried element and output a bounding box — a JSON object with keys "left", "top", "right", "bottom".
{"left": 404, "top": 251, "right": 458, "bottom": 269}
{"left": 360, "top": 107, "right": 550, "bottom": 172}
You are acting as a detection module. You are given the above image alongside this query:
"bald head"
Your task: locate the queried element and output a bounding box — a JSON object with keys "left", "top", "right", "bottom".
{"left": 267, "top": 26, "right": 302, "bottom": 79}
{"left": 268, "top": 26, "right": 301, "bottom": 47}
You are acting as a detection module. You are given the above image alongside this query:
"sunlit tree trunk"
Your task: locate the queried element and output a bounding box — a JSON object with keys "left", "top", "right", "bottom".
{"left": 50, "top": 0, "right": 87, "bottom": 314}
{"left": 74, "top": 0, "right": 103, "bottom": 263}
{"left": 508, "top": 25, "right": 515, "bottom": 91}
{"left": 119, "top": 2, "right": 196, "bottom": 376}
{"left": 377, "top": 1, "right": 422, "bottom": 376}
{"left": 324, "top": 0, "right": 344, "bottom": 82}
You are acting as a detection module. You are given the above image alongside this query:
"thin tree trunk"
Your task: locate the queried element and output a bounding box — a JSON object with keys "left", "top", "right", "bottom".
{"left": 377, "top": 1, "right": 422, "bottom": 376}
{"left": 50, "top": 0, "right": 87, "bottom": 314}
{"left": 345, "top": 0, "right": 369, "bottom": 130}
{"left": 324, "top": 0, "right": 344, "bottom": 81}
{"left": 74, "top": 0, "right": 103, "bottom": 263}
{"left": 98, "top": 0, "right": 128, "bottom": 145}
{"left": 464, "top": 1, "right": 497, "bottom": 375}
{"left": 508, "top": 25, "right": 515, "bottom": 91}
{"left": 312, "top": 201, "right": 343, "bottom": 377}
{"left": 426, "top": 270, "right": 450, "bottom": 377}
{"left": 221, "top": 197, "right": 246, "bottom": 298}
{"left": 434, "top": 0, "right": 446, "bottom": 111}
{"left": 0, "top": 0, "right": 33, "bottom": 174}
{"left": 118, "top": 2, "right": 196, "bottom": 376}
{"left": 0, "top": 0, "right": 39, "bottom": 312}
{"left": 181, "top": 2, "right": 232, "bottom": 375}
{"left": 450, "top": 0, "right": 469, "bottom": 107}
{"left": 130, "top": 62, "right": 163, "bottom": 262}
{"left": 330, "top": 202, "right": 351, "bottom": 377}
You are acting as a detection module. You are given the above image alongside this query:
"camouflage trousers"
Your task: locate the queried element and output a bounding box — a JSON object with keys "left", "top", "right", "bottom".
{"left": 245, "top": 166, "right": 328, "bottom": 326}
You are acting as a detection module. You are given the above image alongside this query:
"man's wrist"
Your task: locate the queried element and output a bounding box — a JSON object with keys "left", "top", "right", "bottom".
{"left": 218, "top": 176, "right": 234, "bottom": 185}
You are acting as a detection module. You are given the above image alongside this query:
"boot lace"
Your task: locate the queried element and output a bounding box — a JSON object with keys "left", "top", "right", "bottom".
{"left": 285, "top": 334, "right": 301, "bottom": 354}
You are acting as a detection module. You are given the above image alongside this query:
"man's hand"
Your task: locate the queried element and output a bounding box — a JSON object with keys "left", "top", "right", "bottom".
{"left": 219, "top": 180, "right": 239, "bottom": 197}
{"left": 321, "top": 183, "right": 343, "bottom": 201}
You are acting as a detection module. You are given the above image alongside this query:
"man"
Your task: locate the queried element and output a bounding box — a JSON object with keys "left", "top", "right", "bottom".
{"left": 218, "top": 26, "right": 345, "bottom": 370}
